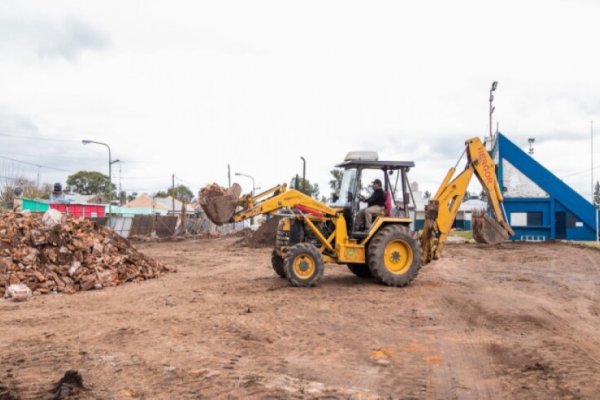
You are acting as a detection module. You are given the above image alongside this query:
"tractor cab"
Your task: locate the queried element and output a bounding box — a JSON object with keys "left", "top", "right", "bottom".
{"left": 332, "top": 151, "right": 415, "bottom": 237}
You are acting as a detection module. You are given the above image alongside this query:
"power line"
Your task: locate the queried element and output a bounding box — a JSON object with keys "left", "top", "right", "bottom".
{"left": 175, "top": 176, "right": 203, "bottom": 188}
{"left": 0, "top": 133, "right": 79, "bottom": 143}
{"left": 559, "top": 165, "right": 600, "bottom": 180}
{"left": 0, "top": 155, "right": 74, "bottom": 173}
{"left": 0, "top": 175, "right": 33, "bottom": 182}
{"left": 2, "top": 150, "right": 102, "bottom": 162}
{"left": 120, "top": 176, "right": 173, "bottom": 181}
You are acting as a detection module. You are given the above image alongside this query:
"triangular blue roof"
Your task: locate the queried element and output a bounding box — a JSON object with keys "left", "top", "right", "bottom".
{"left": 495, "top": 132, "right": 596, "bottom": 232}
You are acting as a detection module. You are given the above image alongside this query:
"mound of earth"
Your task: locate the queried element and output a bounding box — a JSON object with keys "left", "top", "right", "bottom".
{"left": 237, "top": 217, "right": 281, "bottom": 248}
{"left": 0, "top": 211, "right": 171, "bottom": 297}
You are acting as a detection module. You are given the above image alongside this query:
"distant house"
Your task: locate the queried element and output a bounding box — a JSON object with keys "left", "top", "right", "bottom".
{"left": 125, "top": 193, "right": 172, "bottom": 211}
{"left": 115, "top": 193, "right": 197, "bottom": 216}
{"left": 456, "top": 198, "right": 488, "bottom": 230}
{"left": 21, "top": 198, "right": 105, "bottom": 218}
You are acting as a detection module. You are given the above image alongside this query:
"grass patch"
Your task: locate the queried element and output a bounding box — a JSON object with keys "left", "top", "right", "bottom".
{"left": 449, "top": 230, "right": 473, "bottom": 240}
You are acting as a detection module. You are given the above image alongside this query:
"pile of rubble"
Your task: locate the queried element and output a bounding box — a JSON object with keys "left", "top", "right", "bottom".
{"left": 0, "top": 211, "right": 171, "bottom": 297}
{"left": 237, "top": 217, "right": 281, "bottom": 248}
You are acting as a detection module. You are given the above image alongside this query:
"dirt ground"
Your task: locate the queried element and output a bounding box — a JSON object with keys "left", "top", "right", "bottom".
{"left": 1, "top": 239, "right": 599, "bottom": 399}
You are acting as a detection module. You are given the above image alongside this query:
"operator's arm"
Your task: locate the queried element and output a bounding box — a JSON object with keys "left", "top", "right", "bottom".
{"left": 366, "top": 189, "right": 385, "bottom": 206}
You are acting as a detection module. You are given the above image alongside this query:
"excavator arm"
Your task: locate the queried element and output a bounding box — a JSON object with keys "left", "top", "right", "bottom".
{"left": 466, "top": 138, "right": 515, "bottom": 243}
{"left": 421, "top": 137, "right": 514, "bottom": 264}
{"left": 230, "top": 184, "right": 338, "bottom": 223}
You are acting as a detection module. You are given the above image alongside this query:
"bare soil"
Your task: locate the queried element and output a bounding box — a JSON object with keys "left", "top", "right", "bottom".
{"left": 237, "top": 217, "right": 281, "bottom": 248}
{"left": 1, "top": 239, "right": 599, "bottom": 399}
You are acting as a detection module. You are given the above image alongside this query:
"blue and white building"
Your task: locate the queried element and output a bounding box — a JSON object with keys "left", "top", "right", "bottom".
{"left": 493, "top": 133, "right": 598, "bottom": 241}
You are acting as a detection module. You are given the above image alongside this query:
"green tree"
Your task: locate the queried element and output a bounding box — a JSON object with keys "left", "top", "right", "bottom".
{"left": 594, "top": 181, "right": 600, "bottom": 207}
{"left": 290, "top": 176, "right": 320, "bottom": 198}
{"left": 329, "top": 168, "right": 343, "bottom": 196}
{"left": 66, "top": 171, "right": 116, "bottom": 196}
{"left": 127, "top": 192, "right": 138, "bottom": 202}
{"left": 155, "top": 185, "right": 193, "bottom": 203}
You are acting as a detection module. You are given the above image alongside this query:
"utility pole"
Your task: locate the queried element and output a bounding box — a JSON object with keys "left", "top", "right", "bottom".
{"left": 592, "top": 120, "right": 594, "bottom": 203}
{"left": 228, "top": 164, "right": 231, "bottom": 187}
{"left": 118, "top": 162, "right": 123, "bottom": 194}
{"left": 593, "top": 121, "right": 598, "bottom": 242}
{"left": 172, "top": 173, "right": 175, "bottom": 214}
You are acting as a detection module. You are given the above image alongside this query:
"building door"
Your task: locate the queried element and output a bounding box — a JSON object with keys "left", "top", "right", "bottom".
{"left": 555, "top": 212, "right": 566, "bottom": 239}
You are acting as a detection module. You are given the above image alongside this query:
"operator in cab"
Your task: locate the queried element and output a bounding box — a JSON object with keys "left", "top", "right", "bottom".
{"left": 356, "top": 179, "right": 385, "bottom": 231}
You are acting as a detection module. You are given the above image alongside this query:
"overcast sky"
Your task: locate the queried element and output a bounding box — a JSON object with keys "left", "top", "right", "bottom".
{"left": 1, "top": 0, "right": 599, "bottom": 201}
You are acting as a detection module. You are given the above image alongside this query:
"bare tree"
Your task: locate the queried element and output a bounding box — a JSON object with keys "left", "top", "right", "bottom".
{"left": 0, "top": 162, "right": 49, "bottom": 210}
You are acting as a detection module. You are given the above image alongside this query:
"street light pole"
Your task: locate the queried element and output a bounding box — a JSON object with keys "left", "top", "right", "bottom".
{"left": 82, "top": 139, "right": 116, "bottom": 216}
{"left": 593, "top": 121, "right": 599, "bottom": 242}
{"left": 300, "top": 156, "right": 306, "bottom": 193}
{"left": 235, "top": 172, "right": 255, "bottom": 196}
{"left": 489, "top": 81, "right": 498, "bottom": 142}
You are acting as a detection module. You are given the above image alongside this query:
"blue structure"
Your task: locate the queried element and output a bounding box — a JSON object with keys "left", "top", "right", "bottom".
{"left": 493, "top": 133, "right": 598, "bottom": 241}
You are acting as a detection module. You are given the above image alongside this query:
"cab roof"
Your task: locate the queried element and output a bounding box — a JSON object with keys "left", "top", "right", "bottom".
{"left": 335, "top": 160, "right": 415, "bottom": 170}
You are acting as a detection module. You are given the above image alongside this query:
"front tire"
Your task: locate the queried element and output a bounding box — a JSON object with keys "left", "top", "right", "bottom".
{"left": 271, "top": 250, "right": 286, "bottom": 278}
{"left": 284, "top": 243, "right": 324, "bottom": 287}
{"left": 367, "top": 225, "right": 421, "bottom": 287}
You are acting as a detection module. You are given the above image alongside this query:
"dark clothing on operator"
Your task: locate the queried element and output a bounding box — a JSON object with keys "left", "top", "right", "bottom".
{"left": 365, "top": 188, "right": 385, "bottom": 207}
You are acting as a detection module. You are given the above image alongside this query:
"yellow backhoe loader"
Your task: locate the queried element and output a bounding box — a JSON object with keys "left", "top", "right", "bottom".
{"left": 204, "top": 137, "right": 513, "bottom": 287}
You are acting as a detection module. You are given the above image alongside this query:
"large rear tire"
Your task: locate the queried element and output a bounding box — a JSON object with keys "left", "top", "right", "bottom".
{"left": 284, "top": 243, "right": 324, "bottom": 287}
{"left": 367, "top": 225, "right": 421, "bottom": 287}
{"left": 271, "top": 250, "right": 286, "bottom": 278}
{"left": 347, "top": 263, "right": 372, "bottom": 278}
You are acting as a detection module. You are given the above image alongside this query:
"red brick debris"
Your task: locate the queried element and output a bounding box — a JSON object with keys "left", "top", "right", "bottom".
{"left": 0, "top": 212, "right": 172, "bottom": 297}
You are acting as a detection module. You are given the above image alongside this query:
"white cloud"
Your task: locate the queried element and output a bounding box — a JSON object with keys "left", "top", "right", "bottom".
{"left": 0, "top": 16, "right": 110, "bottom": 62}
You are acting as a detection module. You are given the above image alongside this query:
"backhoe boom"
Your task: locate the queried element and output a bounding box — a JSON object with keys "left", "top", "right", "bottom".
{"left": 421, "top": 137, "right": 514, "bottom": 264}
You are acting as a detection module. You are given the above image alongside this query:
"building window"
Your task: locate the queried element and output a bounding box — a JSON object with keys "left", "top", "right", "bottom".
{"left": 511, "top": 212, "right": 527, "bottom": 226}
{"left": 511, "top": 212, "right": 543, "bottom": 226}
{"left": 527, "top": 212, "right": 542, "bottom": 226}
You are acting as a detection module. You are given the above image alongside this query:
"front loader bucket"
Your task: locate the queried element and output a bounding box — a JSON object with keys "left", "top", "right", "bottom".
{"left": 472, "top": 210, "right": 510, "bottom": 245}
{"left": 199, "top": 183, "right": 242, "bottom": 225}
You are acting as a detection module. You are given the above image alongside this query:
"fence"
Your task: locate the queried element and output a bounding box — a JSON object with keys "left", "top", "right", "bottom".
{"left": 106, "top": 213, "right": 248, "bottom": 238}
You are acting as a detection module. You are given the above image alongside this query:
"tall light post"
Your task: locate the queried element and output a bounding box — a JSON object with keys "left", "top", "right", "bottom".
{"left": 593, "top": 121, "right": 599, "bottom": 242}
{"left": 300, "top": 156, "right": 306, "bottom": 192}
{"left": 235, "top": 172, "right": 255, "bottom": 196}
{"left": 591, "top": 120, "right": 594, "bottom": 204}
{"left": 82, "top": 140, "right": 117, "bottom": 216}
{"left": 489, "top": 81, "right": 498, "bottom": 141}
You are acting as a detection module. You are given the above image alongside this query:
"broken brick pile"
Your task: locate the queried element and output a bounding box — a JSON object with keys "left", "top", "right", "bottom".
{"left": 0, "top": 212, "right": 171, "bottom": 297}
